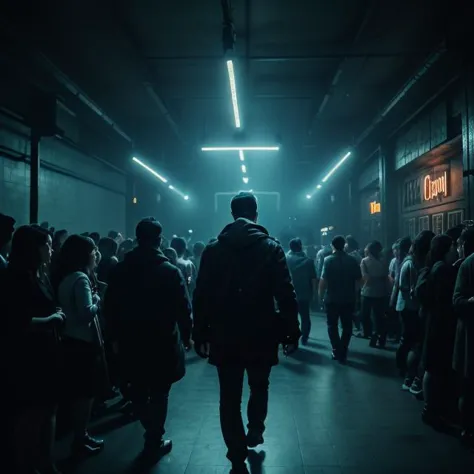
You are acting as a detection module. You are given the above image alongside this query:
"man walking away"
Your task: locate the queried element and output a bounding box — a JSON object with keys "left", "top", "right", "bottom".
{"left": 193, "top": 192, "right": 300, "bottom": 474}
{"left": 286, "top": 238, "right": 318, "bottom": 345}
{"left": 319, "top": 235, "right": 362, "bottom": 363}
{"left": 104, "top": 217, "right": 192, "bottom": 461}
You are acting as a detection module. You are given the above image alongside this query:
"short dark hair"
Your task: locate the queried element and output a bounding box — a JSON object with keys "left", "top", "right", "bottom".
{"left": 289, "top": 238, "right": 303, "bottom": 252}
{"left": 135, "top": 217, "right": 162, "bottom": 247}
{"left": 193, "top": 241, "right": 206, "bottom": 257}
{"left": 332, "top": 235, "right": 346, "bottom": 251}
{"left": 231, "top": 192, "right": 258, "bottom": 220}
{"left": 9, "top": 225, "right": 50, "bottom": 272}
{"left": 108, "top": 230, "right": 119, "bottom": 240}
{"left": 367, "top": 240, "right": 383, "bottom": 259}
{"left": 89, "top": 232, "right": 100, "bottom": 245}
{"left": 446, "top": 225, "right": 464, "bottom": 243}
{"left": 170, "top": 237, "right": 187, "bottom": 257}
{"left": 345, "top": 235, "right": 359, "bottom": 251}
{"left": 98, "top": 237, "right": 118, "bottom": 259}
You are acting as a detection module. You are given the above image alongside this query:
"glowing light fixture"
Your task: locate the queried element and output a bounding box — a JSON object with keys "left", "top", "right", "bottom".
{"left": 306, "top": 194, "right": 312, "bottom": 199}
{"left": 168, "top": 185, "right": 174, "bottom": 190}
{"left": 132, "top": 197, "right": 138, "bottom": 204}
{"left": 317, "top": 184, "right": 322, "bottom": 189}
{"left": 132, "top": 157, "right": 168, "bottom": 183}
{"left": 321, "top": 151, "right": 352, "bottom": 183}
{"left": 184, "top": 195, "right": 189, "bottom": 201}
{"left": 243, "top": 177, "right": 249, "bottom": 184}
{"left": 239, "top": 150, "right": 245, "bottom": 161}
{"left": 188, "top": 229, "right": 193, "bottom": 234}
{"left": 201, "top": 146, "right": 279, "bottom": 152}
{"left": 226, "top": 60, "right": 241, "bottom": 128}
{"left": 241, "top": 165, "right": 247, "bottom": 173}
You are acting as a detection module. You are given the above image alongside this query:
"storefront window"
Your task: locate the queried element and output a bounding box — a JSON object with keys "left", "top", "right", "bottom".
{"left": 419, "top": 216, "right": 430, "bottom": 231}
{"left": 432, "top": 213, "right": 444, "bottom": 234}
{"left": 448, "top": 210, "right": 464, "bottom": 228}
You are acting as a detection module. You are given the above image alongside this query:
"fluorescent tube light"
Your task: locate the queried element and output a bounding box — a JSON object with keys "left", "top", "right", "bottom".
{"left": 241, "top": 165, "right": 247, "bottom": 173}
{"left": 306, "top": 194, "right": 312, "bottom": 199}
{"left": 239, "top": 150, "right": 245, "bottom": 161}
{"left": 132, "top": 157, "right": 168, "bottom": 183}
{"left": 321, "top": 152, "right": 351, "bottom": 183}
{"left": 226, "top": 60, "right": 241, "bottom": 128}
{"left": 317, "top": 184, "right": 322, "bottom": 189}
{"left": 201, "top": 146, "right": 279, "bottom": 152}
{"left": 243, "top": 177, "right": 249, "bottom": 184}
{"left": 184, "top": 195, "right": 189, "bottom": 201}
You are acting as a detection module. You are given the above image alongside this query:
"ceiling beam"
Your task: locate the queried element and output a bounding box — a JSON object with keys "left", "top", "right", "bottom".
{"left": 144, "top": 51, "right": 436, "bottom": 62}
{"left": 110, "top": 4, "right": 184, "bottom": 144}
{"left": 307, "top": 1, "right": 377, "bottom": 136}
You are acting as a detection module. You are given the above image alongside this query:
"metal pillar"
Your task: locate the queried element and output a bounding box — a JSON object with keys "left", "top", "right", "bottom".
{"left": 379, "top": 144, "right": 398, "bottom": 247}
{"left": 29, "top": 131, "right": 40, "bottom": 224}
{"left": 462, "top": 57, "right": 474, "bottom": 219}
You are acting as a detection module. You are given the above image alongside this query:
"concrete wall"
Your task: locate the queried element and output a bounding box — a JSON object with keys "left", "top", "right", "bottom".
{"left": 0, "top": 115, "right": 127, "bottom": 235}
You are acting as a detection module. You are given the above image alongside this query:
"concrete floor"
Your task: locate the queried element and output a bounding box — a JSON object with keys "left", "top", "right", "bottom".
{"left": 61, "top": 314, "right": 474, "bottom": 474}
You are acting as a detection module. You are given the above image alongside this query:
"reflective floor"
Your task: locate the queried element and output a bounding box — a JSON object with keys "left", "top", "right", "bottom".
{"left": 61, "top": 314, "right": 474, "bottom": 474}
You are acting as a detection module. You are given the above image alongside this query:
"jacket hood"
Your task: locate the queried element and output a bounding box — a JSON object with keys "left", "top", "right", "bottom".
{"left": 123, "top": 246, "right": 169, "bottom": 266}
{"left": 218, "top": 218, "right": 271, "bottom": 249}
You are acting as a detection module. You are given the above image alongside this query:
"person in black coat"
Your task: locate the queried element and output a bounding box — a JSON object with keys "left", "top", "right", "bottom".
{"left": 417, "top": 234, "right": 459, "bottom": 428}
{"left": 193, "top": 192, "right": 300, "bottom": 474}
{"left": 453, "top": 227, "right": 474, "bottom": 448}
{"left": 104, "top": 217, "right": 192, "bottom": 459}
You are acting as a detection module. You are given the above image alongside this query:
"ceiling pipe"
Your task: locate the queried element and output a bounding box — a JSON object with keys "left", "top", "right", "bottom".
{"left": 354, "top": 42, "right": 446, "bottom": 148}
{"left": 307, "top": 1, "right": 376, "bottom": 134}
{"left": 36, "top": 53, "right": 133, "bottom": 144}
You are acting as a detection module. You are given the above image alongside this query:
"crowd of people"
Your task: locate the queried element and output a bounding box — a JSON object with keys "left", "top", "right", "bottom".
{"left": 1, "top": 192, "right": 473, "bottom": 474}
{"left": 285, "top": 225, "right": 474, "bottom": 453}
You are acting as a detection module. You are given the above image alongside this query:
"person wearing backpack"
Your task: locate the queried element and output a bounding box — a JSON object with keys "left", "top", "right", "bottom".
{"left": 192, "top": 192, "right": 300, "bottom": 474}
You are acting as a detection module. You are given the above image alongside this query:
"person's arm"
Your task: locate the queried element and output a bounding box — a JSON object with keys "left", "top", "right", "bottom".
{"left": 360, "top": 259, "right": 369, "bottom": 284}
{"left": 318, "top": 259, "right": 328, "bottom": 302}
{"left": 271, "top": 244, "right": 300, "bottom": 343}
{"left": 73, "top": 274, "right": 99, "bottom": 323}
{"left": 453, "top": 261, "right": 474, "bottom": 318}
{"left": 172, "top": 268, "right": 192, "bottom": 346}
{"left": 192, "top": 247, "right": 212, "bottom": 344}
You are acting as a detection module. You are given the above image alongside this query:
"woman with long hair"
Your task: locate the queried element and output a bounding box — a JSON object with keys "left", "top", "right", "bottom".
{"left": 360, "top": 240, "right": 390, "bottom": 348}
{"left": 5, "top": 226, "right": 65, "bottom": 474}
{"left": 421, "top": 233, "right": 459, "bottom": 428}
{"left": 53, "top": 235, "right": 105, "bottom": 457}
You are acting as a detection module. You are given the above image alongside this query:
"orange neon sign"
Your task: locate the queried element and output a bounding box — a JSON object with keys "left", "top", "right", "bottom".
{"left": 370, "top": 201, "right": 381, "bottom": 214}
{"left": 424, "top": 171, "right": 447, "bottom": 201}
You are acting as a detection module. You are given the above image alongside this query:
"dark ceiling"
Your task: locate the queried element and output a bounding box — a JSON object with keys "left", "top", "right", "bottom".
{"left": 0, "top": 0, "right": 452, "bottom": 201}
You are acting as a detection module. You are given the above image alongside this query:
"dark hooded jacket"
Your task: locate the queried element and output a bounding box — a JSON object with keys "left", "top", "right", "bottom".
{"left": 192, "top": 218, "right": 300, "bottom": 366}
{"left": 104, "top": 246, "right": 192, "bottom": 384}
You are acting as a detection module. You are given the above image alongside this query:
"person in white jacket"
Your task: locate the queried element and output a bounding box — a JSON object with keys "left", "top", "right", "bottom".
{"left": 54, "top": 235, "right": 105, "bottom": 457}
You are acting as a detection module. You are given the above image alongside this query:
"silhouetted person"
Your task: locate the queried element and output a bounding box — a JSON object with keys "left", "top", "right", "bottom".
{"left": 193, "top": 192, "right": 300, "bottom": 474}
{"left": 319, "top": 235, "right": 362, "bottom": 362}
{"left": 97, "top": 237, "right": 119, "bottom": 284}
{"left": 0, "top": 213, "right": 15, "bottom": 269}
{"left": 192, "top": 241, "right": 206, "bottom": 273}
{"left": 170, "top": 237, "right": 196, "bottom": 290}
{"left": 104, "top": 218, "right": 192, "bottom": 459}
{"left": 453, "top": 227, "right": 474, "bottom": 448}
{"left": 286, "top": 237, "right": 317, "bottom": 344}
{"left": 89, "top": 232, "right": 100, "bottom": 246}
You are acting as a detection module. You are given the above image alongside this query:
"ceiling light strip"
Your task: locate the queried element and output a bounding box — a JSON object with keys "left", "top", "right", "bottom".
{"left": 202, "top": 146, "right": 279, "bottom": 152}
{"left": 226, "top": 60, "right": 241, "bottom": 128}
{"left": 321, "top": 151, "right": 352, "bottom": 183}
{"left": 133, "top": 157, "right": 189, "bottom": 200}
{"left": 132, "top": 157, "right": 168, "bottom": 183}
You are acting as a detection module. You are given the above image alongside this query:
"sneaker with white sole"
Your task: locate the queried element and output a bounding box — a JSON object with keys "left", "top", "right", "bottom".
{"left": 402, "top": 377, "right": 414, "bottom": 391}
{"left": 409, "top": 377, "right": 423, "bottom": 396}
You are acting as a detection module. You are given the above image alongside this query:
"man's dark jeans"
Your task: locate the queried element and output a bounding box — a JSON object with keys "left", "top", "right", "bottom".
{"left": 128, "top": 377, "right": 172, "bottom": 443}
{"left": 217, "top": 364, "right": 272, "bottom": 463}
{"left": 297, "top": 300, "right": 311, "bottom": 341}
{"left": 326, "top": 302, "right": 354, "bottom": 358}
{"left": 360, "top": 296, "right": 387, "bottom": 344}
